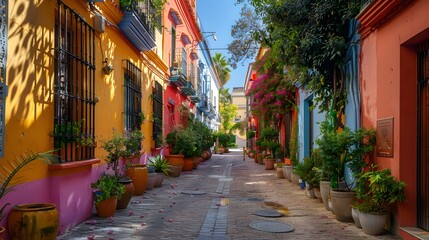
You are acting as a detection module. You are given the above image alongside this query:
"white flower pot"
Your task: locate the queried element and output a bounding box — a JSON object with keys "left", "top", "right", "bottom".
{"left": 351, "top": 207, "right": 361, "bottom": 228}
{"left": 359, "top": 211, "right": 388, "bottom": 235}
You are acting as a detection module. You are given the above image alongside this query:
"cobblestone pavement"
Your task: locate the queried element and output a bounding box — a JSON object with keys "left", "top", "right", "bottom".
{"left": 59, "top": 150, "right": 401, "bottom": 240}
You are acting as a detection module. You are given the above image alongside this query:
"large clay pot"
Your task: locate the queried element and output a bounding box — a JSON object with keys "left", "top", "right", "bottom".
{"left": 95, "top": 196, "right": 118, "bottom": 218}
{"left": 193, "top": 156, "right": 201, "bottom": 169}
{"left": 206, "top": 150, "right": 212, "bottom": 160}
{"left": 314, "top": 188, "right": 322, "bottom": 201}
{"left": 8, "top": 203, "right": 59, "bottom": 240}
{"left": 183, "top": 157, "right": 194, "bottom": 171}
{"left": 276, "top": 167, "right": 285, "bottom": 178}
{"left": 282, "top": 165, "right": 293, "bottom": 181}
{"left": 351, "top": 207, "right": 362, "bottom": 228}
{"left": 290, "top": 173, "right": 300, "bottom": 185}
{"left": 330, "top": 189, "right": 356, "bottom": 222}
{"left": 359, "top": 212, "right": 388, "bottom": 235}
{"left": 154, "top": 173, "right": 165, "bottom": 187}
{"left": 165, "top": 154, "right": 184, "bottom": 165}
{"left": 126, "top": 164, "right": 148, "bottom": 195}
{"left": 146, "top": 173, "right": 157, "bottom": 190}
{"left": 165, "top": 154, "right": 184, "bottom": 177}
{"left": 320, "top": 181, "right": 331, "bottom": 211}
{"left": 117, "top": 177, "right": 134, "bottom": 209}
{"left": 201, "top": 151, "right": 208, "bottom": 161}
{"left": 264, "top": 158, "right": 275, "bottom": 170}
{"left": 168, "top": 165, "right": 183, "bottom": 177}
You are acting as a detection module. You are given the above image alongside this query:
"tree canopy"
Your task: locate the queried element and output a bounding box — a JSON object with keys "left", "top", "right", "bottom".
{"left": 230, "top": 0, "right": 362, "bottom": 115}
{"left": 212, "top": 53, "right": 231, "bottom": 86}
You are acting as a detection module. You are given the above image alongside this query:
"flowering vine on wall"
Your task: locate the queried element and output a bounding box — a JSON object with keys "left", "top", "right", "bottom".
{"left": 247, "top": 50, "right": 296, "bottom": 127}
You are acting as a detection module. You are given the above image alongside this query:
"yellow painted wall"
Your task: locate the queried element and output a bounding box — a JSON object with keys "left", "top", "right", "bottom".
{"left": 1, "top": 0, "right": 168, "bottom": 184}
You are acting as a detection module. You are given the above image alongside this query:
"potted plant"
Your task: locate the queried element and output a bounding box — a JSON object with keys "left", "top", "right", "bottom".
{"left": 101, "top": 130, "right": 145, "bottom": 205}
{"left": 260, "top": 126, "right": 281, "bottom": 170}
{"left": 283, "top": 123, "right": 298, "bottom": 180}
{"left": 91, "top": 174, "right": 125, "bottom": 218}
{"left": 2, "top": 151, "right": 58, "bottom": 240}
{"left": 175, "top": 128, "right": 197, "bottom": 171}
{"left": 316, "top": 120, "right": 376, "bottom": 222}
{"left": 148, "top": 155, "right": 171, "bottom": 187}
{"left": 249, "top": 149, "right": 256, "bottom": 159}
{"left": 217, "top": 132, "right": 229, "bottom": 154}
{"left": 165, "top": 127, "right": 185, "bottom": 177}
{"left": 297, "top": 156, "right": 318, "bottom": 198}
{"left": 354, "top": 165, "right": 406, "bottom": 235}
{"left": 275, "top": 162, "right": 285, "bottom": 179}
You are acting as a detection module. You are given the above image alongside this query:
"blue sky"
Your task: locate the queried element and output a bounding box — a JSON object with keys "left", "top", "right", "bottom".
{"left": 196, "top": 0, "right": 253, "bottom": 92}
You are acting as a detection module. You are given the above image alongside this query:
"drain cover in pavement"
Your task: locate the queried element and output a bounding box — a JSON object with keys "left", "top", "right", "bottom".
{"left": 253, "top": 210, "right": 283, "bottom": 218}
{"left": 181, "top": 190, "right": 207, "bottom": 195}
{"left": 248, "top": 220, "right": 294, "bottom": 233}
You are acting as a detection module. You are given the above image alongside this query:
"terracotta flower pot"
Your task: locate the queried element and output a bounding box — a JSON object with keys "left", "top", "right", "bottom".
{"left": 117, "top": 178, "right": 134, "bottom": 209}
{"left": 95, "top": 197, "right": 118, "bottom": 218}
{"left": 193, "top": 156, "right": 201, "bottom": 169}
{"left": 264, "top": 158, "right": 275, "bottom": 170}
{"left": 276, "top": 167, "right": 285, "bottom": 178}
{"left": 183, "top": 157, "right": 194, "bottom": 171}
{"left": 165, "top": 154, "right": 184, "bottom": 166}
{"left": 168, "top": 165, "right": 183, "bottom": 177}
{"left": 126, "top": 164, "right": 148, "bottom": 195}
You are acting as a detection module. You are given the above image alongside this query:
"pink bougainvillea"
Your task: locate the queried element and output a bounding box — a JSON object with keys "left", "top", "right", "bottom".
{"left": 247, "top": 51, "right": 296, "bottom": 125}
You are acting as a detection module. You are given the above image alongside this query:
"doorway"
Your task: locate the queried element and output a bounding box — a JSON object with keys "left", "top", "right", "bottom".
{"left": 417, "top": 40, "right": 429, "bottom": 230}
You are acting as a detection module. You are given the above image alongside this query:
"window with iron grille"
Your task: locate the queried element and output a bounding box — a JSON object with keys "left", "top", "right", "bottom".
{"left": 153, "top": 81, "right": 163, "bottom": 147}
{"left": 124, "top": 60, "right": 142, "bottom": 131}
{"left": 54, "top": 1, "right": 96, "bottom": 162}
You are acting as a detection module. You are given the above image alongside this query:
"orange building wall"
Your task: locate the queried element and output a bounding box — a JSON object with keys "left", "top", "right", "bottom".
{"left": 359, "top": 0, "right": 429, "bottom": 235}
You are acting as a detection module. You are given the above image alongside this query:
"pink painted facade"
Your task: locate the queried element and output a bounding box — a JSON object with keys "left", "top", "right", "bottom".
{"left": 162, "top": 0, "right": 201, "bottom": 136}
{"left": 358, "top": 0, "right": 429, "bottom": 238}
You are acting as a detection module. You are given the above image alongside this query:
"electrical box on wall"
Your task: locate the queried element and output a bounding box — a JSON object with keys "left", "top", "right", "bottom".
{"left": 94, "top": 14, "right": 105, "bottom": 33}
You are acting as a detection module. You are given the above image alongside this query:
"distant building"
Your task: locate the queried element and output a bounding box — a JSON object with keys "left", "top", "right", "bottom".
{"left": 231, "top": 87, "right": 246, "bottom": 148}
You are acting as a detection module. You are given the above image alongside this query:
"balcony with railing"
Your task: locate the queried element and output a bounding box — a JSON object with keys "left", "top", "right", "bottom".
{"left": 119, "top": 0, "right": 157, "bottom": 52}
{"left": 190, "top": 65, "right": 202, "bottom": 103}
{"left": 181, "top": 81, "right": 196, "bottom": 96}
{"left": 170, "top": 48, "right": 188, "bottom": 87}
{"left": 206, "top": 101, "right": 214, "bottom": 119}
{"left": 198, "top": 93, "right": 208, "bottom": 112}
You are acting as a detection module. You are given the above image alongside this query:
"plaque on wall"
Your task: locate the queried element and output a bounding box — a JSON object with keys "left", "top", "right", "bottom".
{"left": 377, "top": 118, "right": 394, "bottom": 157}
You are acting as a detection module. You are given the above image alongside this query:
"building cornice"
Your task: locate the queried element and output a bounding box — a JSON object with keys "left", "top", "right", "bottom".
{"left": 357, "top": 0, "right": 412, "bottom": 39}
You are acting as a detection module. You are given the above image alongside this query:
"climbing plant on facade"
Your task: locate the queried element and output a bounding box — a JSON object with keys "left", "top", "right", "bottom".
{"left": 247, "top": 50, "right": 296, "bottom": 127}
{"left": 231, "top": 0, "right": 363, "bottom": 128}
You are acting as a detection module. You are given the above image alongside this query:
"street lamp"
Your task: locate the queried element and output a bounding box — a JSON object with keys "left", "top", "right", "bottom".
{"left": 201, "top": 32, "right": 217, "bottom": 42}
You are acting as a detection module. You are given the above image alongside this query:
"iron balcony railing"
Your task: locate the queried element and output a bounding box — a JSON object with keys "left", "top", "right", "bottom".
{"left": 119, "top": 0, "right": 157, "bottom": 51}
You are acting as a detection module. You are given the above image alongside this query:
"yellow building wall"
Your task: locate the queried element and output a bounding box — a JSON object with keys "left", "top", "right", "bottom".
{"left": 2, "top": 0, "right": 167, "bottom": 184}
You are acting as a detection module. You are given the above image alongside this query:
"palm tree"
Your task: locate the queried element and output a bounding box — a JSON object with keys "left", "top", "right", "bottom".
{"left": 212, "top": 53, "right": 231, "bottom": 86}
{"left": 219, "top": 88, "right": 231, "bottom": 105}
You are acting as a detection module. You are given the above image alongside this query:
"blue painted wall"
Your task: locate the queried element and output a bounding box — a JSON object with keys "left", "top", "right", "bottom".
{"left": 298, "top": 88, "right": 325, "bottom": 163}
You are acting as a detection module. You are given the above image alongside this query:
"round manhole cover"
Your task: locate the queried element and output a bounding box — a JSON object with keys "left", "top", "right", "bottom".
{"left": 253, "top": 210, "right": 283, "bottom": 218}
{"left": 181, "top": 190, "right": 207, "bottom": 195}
{"left": 248, "top": 220, "right": 294, "bottom": 233}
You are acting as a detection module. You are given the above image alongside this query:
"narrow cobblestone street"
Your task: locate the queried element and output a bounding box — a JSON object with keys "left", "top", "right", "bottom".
{"left": 59, "top": 150, "right": 400, "bottom": 240}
